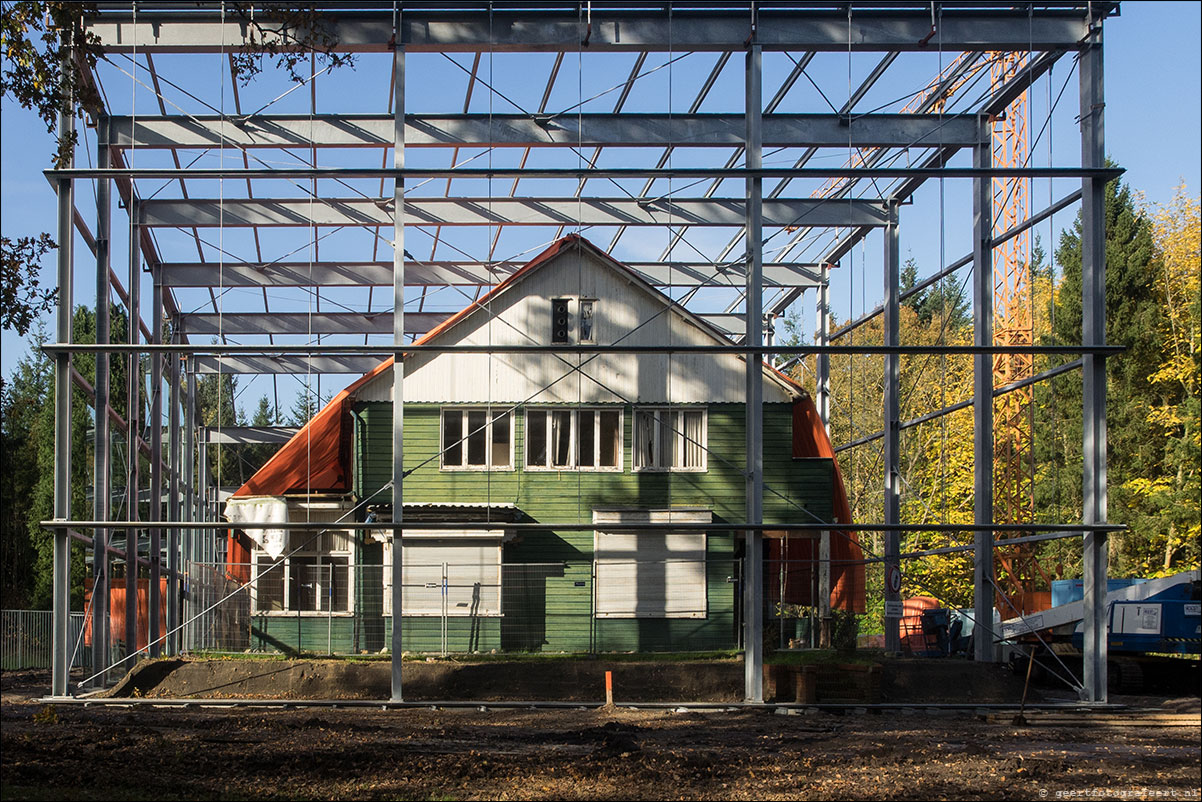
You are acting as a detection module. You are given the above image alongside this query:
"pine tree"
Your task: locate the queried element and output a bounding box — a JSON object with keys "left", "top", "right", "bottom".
{"left": 1039, "top": 174, "right": 1178, "bottom": 576}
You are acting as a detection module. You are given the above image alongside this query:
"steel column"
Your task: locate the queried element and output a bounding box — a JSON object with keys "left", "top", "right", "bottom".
{"left": 149, "top": 264, "right": 163, "bottom": 657}
{"left": 743, "top": 41, "right": 764, "bottom": 704}
{"left": 124, "top": 201, "right": 141, "bottom": 668}
{"left": 91, "top": 117, "right": 113, "bottom": 684}
{"left": 883, "top": 207, "right": 901, "bottom": 653}
{"left": 973, "top": 135, "right": 996, "bottom": 663}
{"left": 817, "top": 266, "right": 831, "bottom": 427}
{"left": 50, "top": 45, "right": 75, "bottom": 697}
{"left": 1080, "top": 22, "right": 1108, "bottom": 703}
{"left": 183, "top": 363, "right": 196, "bottom": 651}
{"left": 167, "top": 336, "right": 181, "bottom": 655}
{"left": 818, "top": 529, "right": 832, "bottom": 648}
{"left": 390, "top": 21, "right": 406, "bottom": 703}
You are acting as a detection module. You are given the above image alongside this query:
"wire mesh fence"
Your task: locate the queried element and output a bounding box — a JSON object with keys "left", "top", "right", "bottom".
{"left": 1, "top": 610, "right": 92, "bottom": 671}
{"left": 182, "top": 559, "right": 748, "bottom": 656}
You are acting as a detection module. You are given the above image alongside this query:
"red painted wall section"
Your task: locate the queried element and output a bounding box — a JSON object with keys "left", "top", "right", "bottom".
{"left": 773, "top": 396, "right": 866, "bottom": 614}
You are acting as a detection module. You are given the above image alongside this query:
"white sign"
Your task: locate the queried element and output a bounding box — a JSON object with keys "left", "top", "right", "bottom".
{"left": 884, "top": 600, "right": 904, "bottom": 619}
{"left": 1113, "top": 603, "right": 1162, "bottom": 635}
{"left": 1184, "top": 603, "right": 1200, "bottom": 617}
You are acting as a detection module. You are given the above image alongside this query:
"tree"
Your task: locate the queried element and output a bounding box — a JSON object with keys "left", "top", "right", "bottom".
{"left": 195, "top": 370, "right": 246, "bottom": 488}
{"left": 1135, "top": 185, "right": 1201, "bottom": 573}
{"left": 1037, "top": 173, "right": 1193, "bottom": 577}
{"left": 245, "top": 394, "right": 284, "bottom": 474}
{"left": 900, "top": 254, "right": 971, "bottom": 331}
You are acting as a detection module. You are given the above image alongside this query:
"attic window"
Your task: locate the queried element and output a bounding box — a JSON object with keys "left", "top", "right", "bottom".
{"left": 552, "top": 298, "right": 571, "bottom": 343}
{"left": 579, "top": 299, "right": 596, "bottom": 343}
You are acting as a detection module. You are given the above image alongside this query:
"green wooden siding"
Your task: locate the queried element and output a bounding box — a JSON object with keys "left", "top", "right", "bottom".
{"left": 337, "top": 402, "right": 835, "bottom": 654}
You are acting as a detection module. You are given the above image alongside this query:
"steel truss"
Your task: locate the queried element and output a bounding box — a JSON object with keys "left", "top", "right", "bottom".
{"left": 45, "top": 2, "right": 1117, "bottom": 705}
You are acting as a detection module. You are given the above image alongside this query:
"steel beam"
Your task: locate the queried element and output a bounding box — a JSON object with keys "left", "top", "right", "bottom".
{"left": 139, "top": 197, "right": 891, "bottom": 230}
{"left": 743, "top": 41, "right": 764, "bottom": 705}
{"left": 883, "top": 207, "right": 901, "bottom": 653}
{"left": 158, "top": 260, "right": 824, "bottom": 289}
{"left": 85, "top": 9, "right": 1096, "bottom": 53}
{"left": 204, "top": 426, "right": 300, "bottom": 445}
{"left": 178, "top": 312, "right": 449, "bottom": 336}
{"left": 1080, "top": 24, "right": 1109, "bottom": 704}
{"left": 972, "top": 136, "right": 996, "bottom": 664}
{"left": 195, "top": 355, "right": 386, "bottom": 375}
{"left": 108, "top": 113, "right": 982, "bottom": 150}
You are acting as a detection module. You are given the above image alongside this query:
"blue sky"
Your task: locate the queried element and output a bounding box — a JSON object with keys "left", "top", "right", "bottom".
{"left": 2, "top": 2, "right": 1199, "bottom": 416}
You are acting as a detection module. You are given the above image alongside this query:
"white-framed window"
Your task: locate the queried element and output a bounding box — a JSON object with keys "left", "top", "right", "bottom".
{"left": 578, "top": 299, "right": 597, "bottom": 344}
{"left": 441, "top": 407, "right": 514, "bottom": 470}
{"left": 526, "top": 407, "right": 623, "bottom": 471}
{"left": 632, "top": 407, "right": 706, "bottom": 471}
{"left": 382, "top": 530, "right": 505, "bottom": 617}
{"left": 252, "top": 528, "right": 354, "bottom": 615}
{"left": 593, "top": 509, "right": 711, "bottom": 619}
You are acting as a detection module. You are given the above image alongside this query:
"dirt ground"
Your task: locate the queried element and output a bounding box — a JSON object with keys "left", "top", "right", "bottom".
{"left": 2, "top": 669, "right": 1199, "bottom": 801}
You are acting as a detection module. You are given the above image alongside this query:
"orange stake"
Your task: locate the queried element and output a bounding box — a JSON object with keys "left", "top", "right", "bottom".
{"left": 605, "top": 670, "right": 613, "bottom": 706}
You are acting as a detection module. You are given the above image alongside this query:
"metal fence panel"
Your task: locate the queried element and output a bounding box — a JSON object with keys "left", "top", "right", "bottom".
{"left": 1, "top": 610, "right": 92, "bottom": 670}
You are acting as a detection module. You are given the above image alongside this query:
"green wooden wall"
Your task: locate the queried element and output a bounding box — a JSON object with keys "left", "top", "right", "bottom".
{"left": 328, "top": 402, "right": 836, "bottom": 654}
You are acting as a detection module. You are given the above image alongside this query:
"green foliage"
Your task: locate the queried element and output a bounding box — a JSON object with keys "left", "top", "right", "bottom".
{"left": 1, "top": 234, "right": 58, "bottom": 335}
{"left": 1035, "top": 174, "right": 1200, "bottom": 578}
{"left": 227, "top": 3, "right": 355, "bottom": 86}
{"left": 900, "top": 254, "right": 971, "bottom": 330}
{"left": 0, "top": 311, "right": 100, "bottom": 609}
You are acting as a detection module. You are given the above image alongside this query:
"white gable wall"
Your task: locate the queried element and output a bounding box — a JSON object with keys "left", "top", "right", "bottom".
{"left": 357, "top": 246, "right": 796, "bottom": 405}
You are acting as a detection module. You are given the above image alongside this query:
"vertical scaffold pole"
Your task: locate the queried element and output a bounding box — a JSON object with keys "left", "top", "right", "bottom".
{"left": 390, "top": 5, "right": 406, "bottom": 703}
{"left": 50, "top": 36, "right": 76, "bottom": 699}
{"left": 743, "top": 38, "right": 764, "bottom": 704}
{"left": 92, "top": 116, "right": 113, "bottom": 684}
{"left": 883, "top": 205, "right": 901, "bottom": 653}
{"left": 973, "top": 127, "right": 996, "bottom": 663}
{"left": 1080, "top": 18, "right": 1108, "bottom": 703}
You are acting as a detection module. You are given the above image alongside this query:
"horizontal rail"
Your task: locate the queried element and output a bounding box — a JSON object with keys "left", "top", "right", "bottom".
{"left": 48, "top": 167, "right": 1123, "bottom": 181}
{"left": 108, "top": 112, "right": 985, "bottom": 150}
{"left": 42, "top": 519, "right": 1127, "bottom": 534}
{"left": 83, "top": 8, "right": 1102, "bottom": 54}
{"left": 835, "top": 359, "right": 1084, "bottom": 453}
{"left": 827, "top": 189, "right": 1085, "bottom": 343}
{"left": 40, "top": 343, "right": 1128, "bottom": 356}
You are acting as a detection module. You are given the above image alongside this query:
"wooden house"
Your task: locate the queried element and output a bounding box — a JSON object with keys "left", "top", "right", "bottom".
{"left": 224, "top": 235, "right": 862, "bottom": 654}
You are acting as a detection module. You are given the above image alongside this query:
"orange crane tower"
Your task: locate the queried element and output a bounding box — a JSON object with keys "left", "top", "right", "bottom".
{"left": 814, "top": 51, "right": 1048, "bottom": 610}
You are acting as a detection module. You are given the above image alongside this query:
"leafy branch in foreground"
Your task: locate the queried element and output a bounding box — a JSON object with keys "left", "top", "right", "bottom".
{"left": 229, "top": 3, "right": 355, "bottom": 85}
{"left": 1, "top": 234, "right": 58, "bottom": 335}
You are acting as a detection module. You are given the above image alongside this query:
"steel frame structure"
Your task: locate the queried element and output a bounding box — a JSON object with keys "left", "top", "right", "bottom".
{"left": 42, "top": 1, "right": 1116, "bottom": 704}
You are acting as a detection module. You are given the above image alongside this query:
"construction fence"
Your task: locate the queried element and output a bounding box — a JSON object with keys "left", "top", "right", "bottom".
{"left": 1, "top": 610, "right": 92, "bottom": 671}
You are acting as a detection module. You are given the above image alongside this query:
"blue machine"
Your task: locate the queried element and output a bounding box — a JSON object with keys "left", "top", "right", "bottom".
{"left": 1066, "top": 578, "right": 1201, "bottom": 656}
